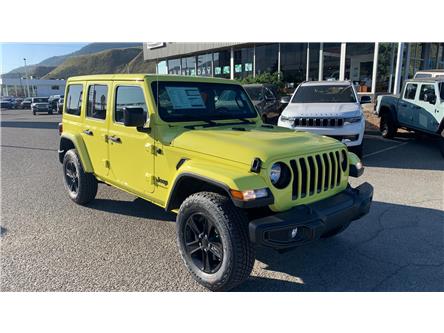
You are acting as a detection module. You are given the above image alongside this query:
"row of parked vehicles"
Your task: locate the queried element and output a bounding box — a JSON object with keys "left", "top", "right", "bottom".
{"left": 0, "top": 95, "right": 64, "bottom": 114}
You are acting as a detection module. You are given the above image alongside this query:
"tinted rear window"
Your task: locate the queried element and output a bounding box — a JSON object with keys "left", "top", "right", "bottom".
{"left": 65, "top": 84, "right": 83, "bottom": 116}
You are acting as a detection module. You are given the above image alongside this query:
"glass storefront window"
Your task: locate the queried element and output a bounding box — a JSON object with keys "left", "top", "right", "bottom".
{"left": 308, "top": 43, "right": 320, "bottom": 81}
{"left": 376, "top": 43, "right": 397, "bottom": 93}
{"left": 157, "top": 60, "right": 168, "bottom": 74}
{"left": 323, "top": 43, "right": 341, "bottom": 80}
{"left": 280, "top": 43, "right": 307, "bottom": 85}
{"left": 197, "top": 53, "right": 213, "bottom": 77}
{"left": 181, "top": 56, "right": 196, "bottom": 76}
{"left": 233, "top": 47, "right": 254, "bottom": 79}
{"left": 255, "top": 44, "right": 278, "bottom": 75}
{"left": 344, "top": 43, "right": 375, "bottom": 93}
{"left": 213, "top": 50, "right": 231, "bottom": 79}
{"left": 168, "top": 59, "right": 181, "bottom": 75}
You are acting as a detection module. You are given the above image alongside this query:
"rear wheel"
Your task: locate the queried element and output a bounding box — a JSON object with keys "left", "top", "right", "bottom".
{"left": 62, "top": 149, "right": 98, "bottom": 205}
{"left": 176, "top": 192, "right": 255, "bottom": 291}
{"left": 380, "top": 114, "right": 397, "bottom": 139}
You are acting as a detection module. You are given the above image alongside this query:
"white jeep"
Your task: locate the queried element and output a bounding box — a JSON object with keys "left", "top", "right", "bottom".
{"left": 278, "top": 81, "right": 369, "bottom": 157}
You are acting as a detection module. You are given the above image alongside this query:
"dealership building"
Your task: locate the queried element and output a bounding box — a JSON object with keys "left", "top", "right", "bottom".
{"left": 0, "top": 77, "right": 66, "bottom": 98}
{"left": 143, "top": 42, "right": 444, "bottom": 98}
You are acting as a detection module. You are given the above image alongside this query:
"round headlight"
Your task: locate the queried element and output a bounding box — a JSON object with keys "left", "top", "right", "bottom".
{"left": 270, "top": 163, "right": 282, "bottom": 185}
{"left": 269, "top": 162, "right": 291, "bottom": 189}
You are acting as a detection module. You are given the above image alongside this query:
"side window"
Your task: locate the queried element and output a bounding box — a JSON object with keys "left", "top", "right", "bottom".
{"left": 419, "top": 84, "right": 436, "bottom": 102}
{"left": 86, "top": 84, "right": 108, "bottom": 120}
{"left": 264, "top": 88, "right": 275, "bottom": 100}
{"left": 403, "top": 84, "right": 417, "bottom": 100}
{"left": 65, "top": 84, "right": 83, "bottom": 116}
{"left": 114, "top": 86, "right": 148, "bottom": 124}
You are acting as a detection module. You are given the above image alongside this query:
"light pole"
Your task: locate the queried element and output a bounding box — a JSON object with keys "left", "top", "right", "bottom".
{"left": 23, "top": 58, "right": 31, "bottom": 97}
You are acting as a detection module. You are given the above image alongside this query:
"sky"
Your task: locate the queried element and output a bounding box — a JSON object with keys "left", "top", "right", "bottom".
{"left": 0, "top": 43, "right": 87, "bottom": 74}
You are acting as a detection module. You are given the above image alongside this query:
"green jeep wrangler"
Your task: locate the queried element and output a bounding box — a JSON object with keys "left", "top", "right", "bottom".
{"left": 58, "top": 74, "right": 373, "bottom": 291}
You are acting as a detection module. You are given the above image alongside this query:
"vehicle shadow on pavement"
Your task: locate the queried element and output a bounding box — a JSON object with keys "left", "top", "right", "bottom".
{"left": 87, "top": 198, "right": 176, "bottom": 222}
{"left": 362, "top": 134, "right": 444, "bottom": 171}
{"left": 0, "top": 121, "right": 59, "bottom": 129}
{"left": 234, "top": 201, "right": 444, "bottom": 292}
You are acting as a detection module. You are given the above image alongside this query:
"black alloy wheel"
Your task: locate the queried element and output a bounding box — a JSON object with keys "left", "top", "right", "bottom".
{"left": 64, "top": 160, "right": 79, "bottom": 196}
{"left": 184, "top": 213, "right": 223, "bottom": 274}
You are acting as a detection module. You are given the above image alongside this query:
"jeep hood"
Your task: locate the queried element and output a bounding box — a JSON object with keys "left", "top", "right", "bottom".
{"left": 282, "top": 103, "right": 361, "bottom": 118}
{"left": 171, "top": 126, "right": 343, "bottom": 166}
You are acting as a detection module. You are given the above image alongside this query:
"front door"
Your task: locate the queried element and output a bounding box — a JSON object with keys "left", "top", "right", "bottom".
{"left": 82, "top": 82, "right": 110, "bottom": 178}
{"left": 108, "top": 83, "right": 155, "bottom": 195}
{"left": 415, "top": 83, "right": 440, "bottom": 132}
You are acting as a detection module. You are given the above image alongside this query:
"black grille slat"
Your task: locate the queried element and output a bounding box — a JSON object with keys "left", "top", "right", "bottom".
{"left": 334, "top": 151, "right": 341, "bottom": 186}
{"left": 329, "top": 152, "right": 336, "bottom": 188}
{"left": 290, "top": 160, "right": 299, "bottom": 199}
{"left": 293, "top": 118, "right": 344, "bottom": 127}
{"left": 299, "top": 158, "right": 308, "bottom": 198}
{"left": 315, "top": 155, "right": 323, "bottom": 193}
{"left": 307, "top": 156, "right": 316, "bottom": 195}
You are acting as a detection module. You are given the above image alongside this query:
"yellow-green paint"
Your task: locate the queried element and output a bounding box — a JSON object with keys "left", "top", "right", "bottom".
{"left": 62, "top": 74, "right": 363, "bottom": 213}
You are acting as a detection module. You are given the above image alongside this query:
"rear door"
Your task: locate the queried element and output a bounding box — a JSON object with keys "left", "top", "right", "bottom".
{"left": 398, "top": 83, "right": 418, "bottom": 126}
{"left": 107, "top": 82, "right": 155, "bottom": 195}
{"left": 82, "top": 82, "right": 110, "bottom": 178}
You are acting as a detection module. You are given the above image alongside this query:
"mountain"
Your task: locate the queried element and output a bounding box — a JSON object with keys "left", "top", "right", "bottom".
{"left": 42, "top": 47, "right": 146, "bottom": 79}
{"left": 38, "top": 43, "right": 142, "bottom": 67}
{"left": 2, "top": 43, "right": 143, "bottom": 78}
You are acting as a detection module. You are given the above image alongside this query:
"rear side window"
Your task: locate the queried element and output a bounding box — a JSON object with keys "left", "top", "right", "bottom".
{"left": 403, "top": 83, "right": 417, "bottom": 100}
{"left": 86, "top": 84, "right": 108, "bottom": 120}
{"left": 114, "top": 86, "right": 147, "bottom": 123}
{"left": 65, "top": 84, "right": 83, "bottom": 116}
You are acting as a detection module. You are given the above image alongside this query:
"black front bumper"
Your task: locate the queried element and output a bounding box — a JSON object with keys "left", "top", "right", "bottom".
{"left": 249, "top": 182, "right": 373, "bottom": 249}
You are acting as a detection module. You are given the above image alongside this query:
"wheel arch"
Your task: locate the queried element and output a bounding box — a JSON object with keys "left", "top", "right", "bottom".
{"left": 58, "top": 133, "right": 94, "bottom": 173}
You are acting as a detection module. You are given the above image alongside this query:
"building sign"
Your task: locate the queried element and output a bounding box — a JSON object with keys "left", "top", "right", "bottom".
{"left": 235, "top": 64, "right": 242, "bottom": 73}
{"left": 223, "top": 66, "right": 230, "bottom": 74}
{"left": 215, "top": 67, "right": 222, "bottom": 75}
{"left": 245, "top": 63, "right": 253, "bottom": 72}
{"left": 146, "top": 42, "right": 166, "bottom": 50}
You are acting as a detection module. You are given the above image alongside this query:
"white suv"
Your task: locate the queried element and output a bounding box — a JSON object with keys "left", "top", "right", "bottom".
{"left": 277, "top": 81, "right": 369, "bottom": 157}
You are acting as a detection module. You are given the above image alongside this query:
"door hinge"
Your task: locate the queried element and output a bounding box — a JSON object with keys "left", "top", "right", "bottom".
{"left": 103, "top": 159, "right": 110, "bottom": 168}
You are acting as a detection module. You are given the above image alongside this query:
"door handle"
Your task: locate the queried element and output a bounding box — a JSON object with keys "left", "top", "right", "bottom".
{"left": 108, "top": 135, "right": 121, "bottom": 143}
{"left": 83, "top": 129, "right": 93, "bottom": 136}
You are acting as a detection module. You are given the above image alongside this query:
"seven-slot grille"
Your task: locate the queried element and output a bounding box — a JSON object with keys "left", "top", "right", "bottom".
{"left": 294, "top": 118, "right": 344, "bottom": 127}
{"left": 289, "top": 149, "right": 346, "bottom": 200}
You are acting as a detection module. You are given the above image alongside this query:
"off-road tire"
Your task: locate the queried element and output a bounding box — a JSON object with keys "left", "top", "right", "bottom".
{"left": 48, "top": 109, "right": 53, "bottom": 115}
{"left": 62, "top": 149, "right": 98, "bottom": 205}
{"left": 32, "top": 110, "right": 36, "bottom": 115}
{"left": 176, "top": 192, "right": 255, "bottom": 291}
{"left": 380, "top": 114, "right": 397, "bottom": 139}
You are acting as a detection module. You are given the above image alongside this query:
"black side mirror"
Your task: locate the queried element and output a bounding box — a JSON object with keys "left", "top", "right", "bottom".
{"left": 360, "top": 95, "right": 372, "bottom": 104}
{"left": 123, "top": 107, "right": 146, "bottom": 127}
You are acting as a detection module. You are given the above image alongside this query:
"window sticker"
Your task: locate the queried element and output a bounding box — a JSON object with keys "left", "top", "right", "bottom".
{"left": 165, "top": 87, "right": 206, "bottom": 109}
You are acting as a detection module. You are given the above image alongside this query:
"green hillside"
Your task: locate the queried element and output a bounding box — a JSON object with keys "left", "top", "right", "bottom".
{"left": 43, "top": 47, "right": 145, "bottom": 79}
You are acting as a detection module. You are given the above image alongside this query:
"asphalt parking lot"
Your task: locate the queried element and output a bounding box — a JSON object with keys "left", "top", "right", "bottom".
{"left": 1, "top": 109, "right": 443, "bottom": 292}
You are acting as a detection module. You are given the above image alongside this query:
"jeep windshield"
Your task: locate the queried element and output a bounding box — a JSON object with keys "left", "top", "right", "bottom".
{"left": 440, "top": 82, "right": 444, "bottom": 100}
{"left": 151, "top": 81, "right": 258, "bottom": 122}
{"left": 33, "top": 98, "right": 48, "bottom": 103}
{"left": 291, "top": 85, "right": 357, "bottom": 103}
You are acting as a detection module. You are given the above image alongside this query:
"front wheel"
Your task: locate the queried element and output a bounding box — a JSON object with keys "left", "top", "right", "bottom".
{"left": 176, "top": 192, "right": 255, "bottom": 291}
{"left": 63, "top": 149, "right": 98, "bottom": 205}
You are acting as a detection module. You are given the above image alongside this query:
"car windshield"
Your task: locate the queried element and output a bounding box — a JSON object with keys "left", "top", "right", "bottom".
{"left": 292, "top": 85, "right": 357, "bottom": 103}
{"left": 151, "top": 81, "right": 258, "bottom": 122}
{"left": 244, "top": 86, "right": 264, "bottom": 101}
{"left": 34, "top": 98, "right": 48, "bottom": 103}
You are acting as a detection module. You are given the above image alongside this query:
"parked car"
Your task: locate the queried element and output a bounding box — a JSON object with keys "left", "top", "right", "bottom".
{"left": 15, "top": 98, "right": 24, "bottom": 107}
{"left": 278, "top": 81, "right": 370, "bottom": 157}
{"left": 375, "top": 77, "right": 444, "bottom": 157}
{"left": 243, "top": 84, "right": 287, "bottom": 123}
{"left": 48, "top": 95, "right": 64, "bottom": 113}
{"left": 31, "top": 97, "right": 51, "bottom": 115}
{"left": 413, "top": 69, "right": 444, "bottom": 79}
{"left": 57, "top": 97, "right": 64, "bottom": 114}
{"left": 21, "top": 98, "right": 32, "bottom": 109}
{"left": 0, "top": 99, "right": 13, "bottom": 109}
{"left": 58, "top": 74, "right": 372, "bottom": 291}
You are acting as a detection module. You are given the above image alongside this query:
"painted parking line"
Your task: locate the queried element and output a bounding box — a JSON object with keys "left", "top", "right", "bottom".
{"left": 363, "top": 141, "right": 409, "bottom": 158}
